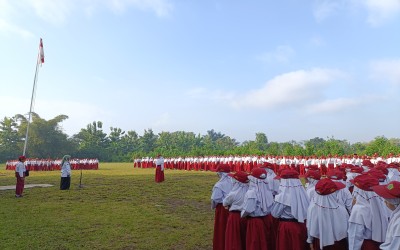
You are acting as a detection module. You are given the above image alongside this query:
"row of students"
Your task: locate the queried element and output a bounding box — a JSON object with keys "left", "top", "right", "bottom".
{"left": 5, "top": 158, "right": 99, "bottom": 171}
{"left": 134, "top": 155, "right": 400, "bottom": 176}
{"left": 211, "top": 162, "right": 400, "bottom": 250}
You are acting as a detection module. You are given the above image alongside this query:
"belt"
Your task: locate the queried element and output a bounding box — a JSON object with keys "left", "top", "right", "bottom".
{"left": 229, "top": 210, "right": 241, "bottom": 213}
{"left": 279, "top": 218, "right": 298, "bottom": 222}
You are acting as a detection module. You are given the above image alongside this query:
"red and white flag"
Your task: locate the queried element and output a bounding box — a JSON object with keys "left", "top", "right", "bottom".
{"left": 39, "top": 38, "right": 44, "bottom": 65}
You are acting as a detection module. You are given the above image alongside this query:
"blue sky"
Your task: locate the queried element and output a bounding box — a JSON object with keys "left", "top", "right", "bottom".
{"left": 1, "top": 0, "right": 399, "bottom": 144}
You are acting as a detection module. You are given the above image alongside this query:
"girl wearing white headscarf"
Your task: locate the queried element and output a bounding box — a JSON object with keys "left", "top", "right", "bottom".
{"left": 348, "top": 174, "right": 389, "bottom": 250}
{"left": 307, "top": 178, "right": 349, "bottom": 250}
{"left": 262, "top": 162, "right": 280, "bottom": 196}
{"left": 304, "top": 170, "right": 321, "bottom": 201}
{"left": 327, "top": 170, "right": 353, "bottom": 214}
{"left": 223, "top": 171, "right": 249, "bottom": 250}
{"left": 271, "top": 169, "right": 310, "bottom": 250}
{"left": 372, "top": 181, "right": 400, "bottom": 250}
{"left": 60, "top": 155, "right": 71, "bottom": 190}
{"left": 211, "top": 164, "right": 233, "bottom": 250}
{"left": 241, "top": 167, "right": 275, "bottom": 250}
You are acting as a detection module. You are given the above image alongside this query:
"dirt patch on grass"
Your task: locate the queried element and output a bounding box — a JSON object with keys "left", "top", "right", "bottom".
{"left": 0, "top": 184, "right": 53, "bottom": 191}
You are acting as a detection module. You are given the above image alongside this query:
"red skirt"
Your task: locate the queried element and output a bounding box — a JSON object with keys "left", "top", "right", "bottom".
{"left": 361, "top": 239, "right": 381, "bottom": 250}
{"left": 276, "top": 221, "right": 309, "bottom": 250}
{"left": 213, "top": 204, "right": 229, "bottom": 250}
{"left": 155, "top": 166, "right": 164, "bottom": 182}
{"left": 246, "top": 216, "right": 268, "bottom": 250}
{"left": 263, "top": 214, "right": 279, "bottom": 250}
{"left": 313, "top": 237, "right": 348, "bottom": 250}
{"left": 225, "top": 211, "right": 247, "bottom": 250}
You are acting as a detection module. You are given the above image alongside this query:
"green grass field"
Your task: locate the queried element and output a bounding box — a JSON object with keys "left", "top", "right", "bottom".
{"left": 0, "top": 163, "right": 217, "bottom": 250}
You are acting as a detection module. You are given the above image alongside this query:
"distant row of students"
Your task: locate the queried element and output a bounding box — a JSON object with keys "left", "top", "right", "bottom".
{"left": 5, "top": 158, "right": 99, "bottom": 171}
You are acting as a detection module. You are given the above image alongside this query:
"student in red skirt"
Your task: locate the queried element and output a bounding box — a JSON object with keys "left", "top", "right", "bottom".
{"left": 15, "top": 155, "right": 27, "bottom": 198}
{"left": 211, "top": 164, "right": 233, "bottom": 250}
{"left": 348, "top": 174, "right": 389, "bottom": 250}
{"left": 307, "top": 178, "right": 349, "bottom": 250}
{"left": 271, "top": 169, "right": 310, "bottom": 250}
{"left": 241, "top": 167, "right": 275, "bottom": 250}
{"left": 154, "top": 154, "right": 165, "bottom": 183}
{"left": 223, "top": 171, "right": 249, "bottom": 250}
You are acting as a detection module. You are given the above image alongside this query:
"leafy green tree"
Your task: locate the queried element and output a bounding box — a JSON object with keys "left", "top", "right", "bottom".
{"left": 73, "top": 121, "right": 109, "bottom": 160}
{"left": 323, "top": 137, "right": 348, "bottom": 156}
{"left": 139, "top": 129, "right": 158, "bottom": 154}
{"left": 255, "top": 132, "right": 268, "bottom": 151}
{"left": 365, "top": 136, "right": 396, "bottom": 156}
{"left": 0, "top": 116, "right": 21, "bottom": 161}
{"left": 122, "top": 130, "right": 140, "bottom": 158}
{"left": 304, "top": 137, "right": 326, "bottom": 156}
{"left": 15, "top": 113, "right": 74, "bottom": 158}
{"left": 350, "top": 142, "right": 367, "bottom": 156}
{"left": 267, "top": 142, "right": 281, "bottom": 156}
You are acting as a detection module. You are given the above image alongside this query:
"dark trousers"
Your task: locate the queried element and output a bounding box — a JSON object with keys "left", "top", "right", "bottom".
{"left": 60, "top": 176, "right": 71, "bottom": 190}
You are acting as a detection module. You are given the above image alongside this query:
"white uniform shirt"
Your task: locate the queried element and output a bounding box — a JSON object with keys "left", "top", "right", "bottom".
{"left": 15, "top": 161, "right": 26, "bottom": 178}
{"left": 61, "top": 162, "right": 71, "bottom": 177}
{"left": 155, "top": 157, "right": 164, "bottom": 170}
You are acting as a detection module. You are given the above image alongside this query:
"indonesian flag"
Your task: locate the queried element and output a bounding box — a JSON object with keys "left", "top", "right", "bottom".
{"left": 39, "top": 38, "right": 44, "bottom": 64}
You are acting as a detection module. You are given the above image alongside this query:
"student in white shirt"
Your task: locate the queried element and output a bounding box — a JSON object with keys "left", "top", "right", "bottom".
{"left": 60, "top": 155, "right": 72, "bottom": 190}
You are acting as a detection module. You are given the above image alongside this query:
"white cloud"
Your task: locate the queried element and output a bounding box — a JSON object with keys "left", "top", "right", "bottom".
{"left": 0, "top": 96, "right": 108, "bottom": 135}
{"left": 232, "top": 68, "right": 344, "bottom": 109}
{"left": 258, "top": 45, "right": 295, "bottom": 64}
{"left": 0, "top": 0, "right": 173, "bottom": 32}
{"left": 313, "top": 0, "right": 342, "bottom": 22}
{"left": 107, "top": 0, "right": 173, "bottom": 17}
{"left": 370, "top": 59, "right": 400, "bottom": 85}
{"left": 305, "top": 98, "right": 361, "bottom": 113}
{"left": 362, "top": 0, "right": 400, "bottom": 27}
{"left": 313, "top": 0, "right": 400, "bottom": 26}
{"left": 25, "top": 0, "right": 74, "bottom": 24}
{"left": 0, "top": 18, "right": 33, "bottom": 38}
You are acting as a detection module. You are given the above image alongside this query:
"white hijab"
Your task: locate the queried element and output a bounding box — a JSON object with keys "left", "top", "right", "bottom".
{"left": 380, "top": 202, "right": 400, "bottom": 249}
{"left": 387, "top": 168, "right": 400, "bottom": 182}
{"left": 346, "top": 172, "right": 361, "bottom": 188}
{"left": 307, "top": 190, "right": 349, "bottom": 247}
{"left": 214, "top": 172, "right": 232, "bottom": 195}
{"left": 274, "top": 178, "right": 310, "bottom": 223}
{"left": 223, "top": 179, "right": 249, "bottom": 210}
{"left": 211, "top": 173, "right": 233, "bottom": 209}
{"left": 265, "top": 168, "right": 280, "bottom": 194}
{"left": 247, "top": 175, "right": 274, "bottom": 213}
{"left": 349, "top": 186, "right": 389, "bottom": 243}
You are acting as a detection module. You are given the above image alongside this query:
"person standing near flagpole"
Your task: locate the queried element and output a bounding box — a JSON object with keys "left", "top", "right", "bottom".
{"left": 60, "top": 155, "right": 71, "bottom": 190}
{"left": 15, "top": 156, "right": 27, "bottom": 197}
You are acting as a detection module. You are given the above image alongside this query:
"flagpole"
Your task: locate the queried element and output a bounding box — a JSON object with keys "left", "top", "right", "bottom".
{"left": 23, "top": 39, "right": 43, "bottom": 156}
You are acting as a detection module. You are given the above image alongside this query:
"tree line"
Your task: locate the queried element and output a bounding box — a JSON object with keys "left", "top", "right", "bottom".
{"left": 0, "top": 113, "right": 399, "bottom": 163}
